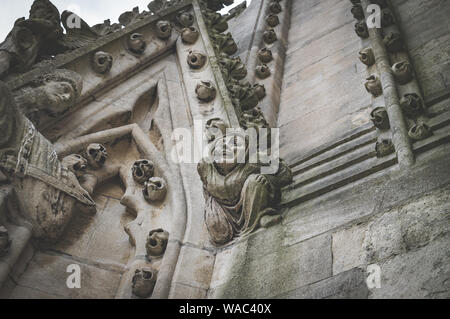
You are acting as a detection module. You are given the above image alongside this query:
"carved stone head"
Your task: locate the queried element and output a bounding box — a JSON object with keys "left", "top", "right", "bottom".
{"left": 266, "top": 14, "right": 280, "bottom": 27}
{"left": 181, "top": 26, "right": 199, "bottom": 44}
{"left": 146, "top": 228, "right": 169, "bottom": 257}
{"left": 392, "top": 61, "right": 413, "bottom": 85}
{"left": 132, "top": 268, "right": 157, "bottom": 298}
{"left": 257, "top": 48, "right": 273, "bottom": 63}
{"left": 85, "top": 143, "right": 108, "bottom": 169}
{"left": 408, "top": 123, "right": 432, "bottom": 141}
{"left": 400, "top": 93, "right": 424, "bottom": 118}
{"left": 355, "top": 21, "right": 369, "bottom": 38}
{"left": 187, "top": 50, "right": 207, "bottom": 69}
{"left": 365, "top": 74, "right": 383, "bottom": 97}
{"left": 176, "top": 11, "right": 194, "bottom": 27}
{"left": 92, "top": 51, "right": 113, "bottom": 74}
{"left": 0, "top": 226, "right": 11, "bottom": 256}
{"left": 127, "top": 33, "right": 146, "bottom": 54}
{"left": 383, "top": 32, "right": 402, "bottom": 53}
{"left": 359, "top": 47, "right": 375, "bottom": 66}
{"left": 62, "top": 154, "right": 88, "bottom": 178}
{"left": 370, "top": 107, "right": 390, "bottom": 130}
{"left": 211, "top": 133, "right": 247, "bottom": 175}
{"left": 155, "top": 20, "right": 172, "bottom": 39}
{"left": 256, "top": 64, "right": 271, "bottom": 79}
{"left": 263, "top": 29, "right": 277, "bottom": 44}
{"left": 132, "top": 159, "right": 154, "bottom": 184}
{"left": 143, "top": 177, "right": 167, "bottom": 202}
{"left": 195, "top": 81, "right": 217, "bottom": 102}
{"left": 206, "top": 117, "right": 228, "bottom": 142}
{"left": 375, "top": 139, "right": 395, "bottom": 158}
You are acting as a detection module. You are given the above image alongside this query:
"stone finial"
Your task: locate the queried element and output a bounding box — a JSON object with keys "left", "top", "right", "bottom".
{"left": 269, "top": 1, "right": 282, "bottom": 14}
{"left": 181, "top": 26, "right": 199, "bottom": 44}
{"left": 253, "top": 83, "right": 267, "bottom": 100}
{"left": 365, "top": 74, "right": 383, "bottom": 97}
{"left": 92, "top": 51, "right": 113, "bottom": 74}
{"left": 143, "top": 177, "right": 167, "bottom": 202}
{"left": 375, "top": 139, "right": 395, "bottom": 157}
{"left": 392, "top": 61, "right": 413, "bottom": 85}
{"left": 370, "top": 107, "right": 390, "bottom": 130}
{"left": 132, "top": 159, "right": 155, "bottom": 184}
{"left": 146, "top": 229, "right": 169, "bottom": 257}
{"left": 132, "top": 268, "right": 157, "bottom": 298}
{"left": 359, "top": 47, "right": 375, "bottom": 66}
{"left": 187, "top": 51, "right": 207, "bottom": 69}
{"left": 85, "top": 143, "right": 108, "bottom": 169}
{"left": 196, "top": 81, "right": 217, "bottom": 102}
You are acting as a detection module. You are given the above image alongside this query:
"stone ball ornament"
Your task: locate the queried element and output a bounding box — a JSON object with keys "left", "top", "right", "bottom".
{"left": 91, "top": 51, "right": 113, "bottom": 74}
{"left": 132, "top": 268, "right": 157, "bottom": 298}
{"left": 257, "top": 47, "right": 273, "bottom": 63}
{"left": 392, "top": 61, "right": 413, "bottom": 85}
{"left": 85, "top": 143, "right": 108, "bottom": 169}
{"left": 256, "top": 64, "right": 271, "bottom": 79}
{"left": 355, "top": 21, "right": 369, "bottom": 39}
{"left": 359, "top": 47, "right": 375, "bottom": 66}
{"left": 146, "top": 228, "right": 169, "bottom": 257}
{"left": 181, "top": 26, "right": 199, "bottom": 44}
{"left": 127, "top": 33, "right": 146, "bottom": 55}
{"left": 62, "top": 154, "right": 88, "bottom": 178}
{"left": 195, "top": 81, "right": 217, "bottom": 102}
{"left": 143, "top": 177, "right": 167, "bottom": 202}
{"left": 132, "top": 159, "right": 155, "bottom": 184}
{"left": 263, "top": 29, "right": 278, "bottom": 44}
{"left": 365, "top": 74, "right": 383, "bottom": 97}
{"left": 269, "top": 1, "right": 282, "bottom": 14}
{"left": 408, "top": 122, "right": 432, "bottom": 141}
{"left": 266, "top": 14, "right": 280, "bottom": 27}
{"left": 253, "top": 83, "right": 266, "bottom": 100}
{"left": 155, "top": 20, "right": 172, "bottom": 40}
{"left": 187, "top": 50, "right": 207, "bottom": 69}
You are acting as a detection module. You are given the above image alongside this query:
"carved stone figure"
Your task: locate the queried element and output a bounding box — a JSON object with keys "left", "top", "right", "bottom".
{"left": 256, "top": 64, "right": 271, "bottom": 79}
{"left": 257, "top": 48, "right": 273, "bottom": 63}
{"left": 143, "top": 177, "right": 167, "bottom": 202}
{"left": 365, "top": 74, "right": 383, "bottom": 97}
{"left": 146, "top": 228, "right": 169, "bottom": 257}
{"left": 132, "top": 159, "right": 155, "bottom": 184}
{"left": 132, "top": 268, "right": 157, "bottom": 298}
{"left": 85, "top": 143, "right": 108, "bottom": 169}
{"left": 92, "top": 51, "right": 113, "bottom": 74}
{"left": 269, "top": 1, "right": 282, "bottom": 14}
{"left": 62, "top": 154, "right": 88, "bottom": 178}
{"left": 0, "top": 81, "right": 95, "bottom": 241}
{"left": 205, "top": 117, "right": 228, "bottom": 142}
{"left": 198, "top": 133, "right": 293, "bottom": 246}
{"left": 196, "top": 81, "right": 217, "bottom": 102}
{"left": 408, "top": 123, "right": 432, "bottom": 141}
{"left": 187, "top": 51, "right": 208, "bottom": 69}
{"left": 155, "top": 20, "right": 172, "bottom": 40}
{"left": 359, "top": 47, "right": 375, "bottom": 66}
{"left": 383, "top": 32, "right": 403, "bottom": 53}
{"left": 181, "top": 26, "right": 199, "bottom": 44}
{"left": 210, "top": 32, "right": 237, "bottom": 55}
{"left": 176, "top": 11, "right": 194, "bottom": 27}
{"left": 354, "top": 21, "right": 369, "bottom": 38}
{"left": 392, "top": 61, "right": 413, "bottom": 85}
{"left": 370, "top": 107, "right": 390, "bottom": 130}
{"left": 12, "top": 69, "right": 83, "bottom": 123}
{"left": 400, "top": 93, "right": 424, "bottom": 118}
{"left": 127, "top": 33, "right": 146, "bottom": 55}
{"left": 218, "top": 54, "right": 247, "bottom": 80}
{"left": 266, "top": 14, "right": 280, "bottom": 27}
{"left": 375, "top": 139, "right": 395, "bottom": 157}
{"left": 0, "top": 226, "right": 11, "bottom": 256}
{"left": 263, "top": 29, "right": 278, "bottom": 44}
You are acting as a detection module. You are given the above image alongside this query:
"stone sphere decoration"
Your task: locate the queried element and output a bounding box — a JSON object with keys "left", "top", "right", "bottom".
{"left": 146, "top": 228, "right": 169, "bottom": 257}
{"left": 132, "top": 268, "right": 157, "bottom": 298}
{"left": 85, "top": 143, "right": 108, "bottom": 169}
{"left": 256, "top": 64, "right": 271, "bottom": 79}
{"left": 181, "top": 26, "right": 199, "bottom": 44}
{"left": 365, "top": 74, "right": 383, "bottom": 97}
{"left": 266, "top": 14, "right": 280, "bottom": 27}
{"left": 263, "top": 29, "right": 278, "bottom": 44}
{"left": 408, "top": 123, "right": 432, "bottom": 141}
{"left": 187, "top": 50, "right": 207, "bottom": 69}
{"left": 127, "top": 33, "right": 147, "bottom": 55}
{"left": 359, "top": 47, "right": 375, "bottom": 66}
{"left": 143, "top": 177, "right": 167, "bottom": 202}
{"left": 155, "top": 20, "right": 172, "bottom": 40}
{"left": 132, "top": 159, "right": 155, "bottom": 184}
{"left": 257, "top": 47, "right": 273, "bottom": 63}
{"left": 195, "top": 81, "right": 217, "bottom": 102}
{"left": 91, "top": 51, "right": 113, "bottom": 74}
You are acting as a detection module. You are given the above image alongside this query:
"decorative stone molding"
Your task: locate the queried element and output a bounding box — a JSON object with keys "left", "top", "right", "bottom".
{"left": 85, "top": 143, "right": 108, "bottom": 169}
{"left": 155, "top": 20, "right": 172, "bottom": 40}
{"left": 181, "top": 26, "right": 199, "bottom": 44}
{"left": 187, "top": 50, "right": 208, "bottom": 69}
{"left": 365, "top": 74, "right": 383, "bottom": 97}
{"left": 359, "top": 47, "right": 375, "bottom": 66}
{"left": 392, "top": 61, "right": 413, "bottom": 85}
{"left": 375, "top": 139, "right": 395, "bottom": 157}
{"left": 143, "top": 177, "right": 167, "bottom": 202}
{"left": 91, "top": 51, "right": 113, "bottom": 74}
{"left": 195, "top": 81, "right": 217, "bottom": 102}
{"left": 132, "top": 159, "right": 155, "bottom": 184}
{"left": 132, "top": 268, "right": 157, "bottom": 298}
{"left": 146, "top": 228, "right": 169, "bottom": 257}
{"left": 0, "top": 226, "right": 11, "bottom": 256}
{"left": 370, "top": 107, "right": 390, "bottom": 130}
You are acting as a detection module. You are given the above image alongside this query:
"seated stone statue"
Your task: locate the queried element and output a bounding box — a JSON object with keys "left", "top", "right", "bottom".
{"left": 197, "top": 132, "right": 292, "bottom": 246}
{"left": 0, "top": 74, "right": 95, "bottom": 242}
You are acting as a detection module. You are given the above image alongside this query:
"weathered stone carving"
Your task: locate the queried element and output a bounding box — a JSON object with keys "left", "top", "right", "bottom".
{"left": 218, "top": 54, "right": 247, "bottom": 80}
{"left": 269, "top": 1, "right": 283, "bottom": 14}
{"left": 351, "top": 4, "right": 365, "bottom": 20}
{"left": 266, "top": 14, "right": 280, "bottom": 27}
{"left": 132, "top": 268, "right": 157, "bottom": 298}
{"left": 92, "top": 19, "right": 122, "bottom": 37}
{"left": 240, "top": 107, "right": 270, "bottom": 132}
{"left": 370, "top": 107, "right": 390, "bottom": 130}
{"left": 408, "top": 122, "right": 432, "bottom": 141}
{"left": 253, "top": 83, "right": 266, "bottom": 100}
{"left": 62, "top": 154, "right": 88, "bottom": 178}
{"left": 132, "top": 159, "right": 155, "bottom": 184}
{"left": 85, "top": 143, "right": 108, "bottom": 169}
{"left": 0, "top": 81, "right": 95, "bottom": 241}
{"left": 176, "top": 11, "right": 194, "bottom": 27}
{"left": 188, "top": 51, "right": 208, "bottom": 69}
{"left": 205, "top": 117, "right": 228, "bottom": 142}
{"left": 147, "top": 0, "right": 183, "bottom": 14}
{"left": 196, "top": 81, "right": 217, "bottom": 102}
{"left": 228, "top": 80, "right": 259, "bottom": 110}
{"left": 365, "top": 74, "right": 383, "bottom": 97}
{"left": 355, "top": 21, "right": 369, "bottom": 38}
{"left": 392, "top": 61, "right": 413, "bottom": 85}
{"left": 210, "top": 32, "right": 238, "bottom": 55}
{"left": 203, "top": 9, "right": 228, "bottom": 33}
{"left": 359, "top": 47, "right": 375, "bottom": 66}
{"left": 181, "top": 26, "right": 199, "bottom": 44}
{"left": 13, "top": 69, "right": 83, "bottom": 122}
{"left": 0, "top": 226, "right": 11, "bottom": 256}
{"left": 146, "top": 228, "right": 169, "bottom": 257}
{"left": 400, "top": 93, "right": 424, "bottom": 118}
{"left": 375, "top": 139, "right": 395, "bottom": 157}
{"left": 155, "top": 20, "right": 172, "bottom": 40}
{"left": 127, "top": 33, "right": 147, "bottom": 55}
{"left": 256, "top": 64, "right": 271, "bottom": 79}
{"left": 257, "top": 47, "right": 273, "bottom": 63}
{"left": 198, "top": 133, "right": 293, "bottom": 246}
{"left": 92, "top": 51, "right": 113, "bottom": 74}
{"left": 119, "top": 7, "right": 150, "bottom": 27}
{"left": 263, "top": 29, "right": 278, "bottom": 44}
{"left": 143, "top": 177, "right": 167, "bottom": 202}
{"left": 383, "top": 32, "right": 402, "bottom": 53}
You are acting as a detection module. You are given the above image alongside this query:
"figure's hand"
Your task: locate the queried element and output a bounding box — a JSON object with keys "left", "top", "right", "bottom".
{"left": 255, "top": 174, "right": 269, "bottom": 185}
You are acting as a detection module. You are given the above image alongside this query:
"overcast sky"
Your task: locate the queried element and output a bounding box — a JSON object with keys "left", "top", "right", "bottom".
{"left": 0, "top": 0, "right": 249, "bottom": 40}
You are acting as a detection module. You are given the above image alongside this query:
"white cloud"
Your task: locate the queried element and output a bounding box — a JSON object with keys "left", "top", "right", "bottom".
{"left": 0, "top": 0, "right": 250, "bottom": 41}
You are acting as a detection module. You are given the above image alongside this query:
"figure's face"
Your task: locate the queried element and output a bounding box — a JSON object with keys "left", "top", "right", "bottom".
{"left": 212, "top": 135, "right": 246, "bottom": 173}
{"left": 41, "top": 80, "right": 75, "bottom": 114}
